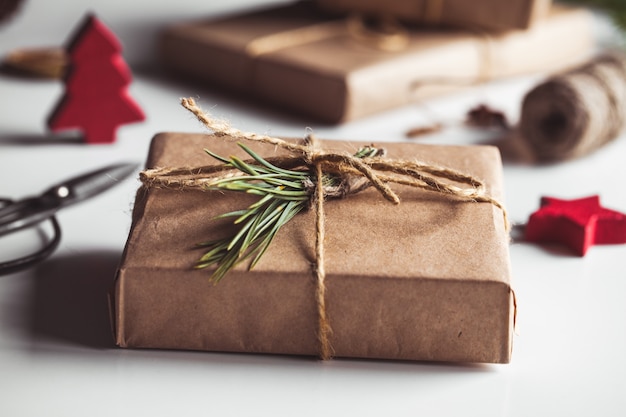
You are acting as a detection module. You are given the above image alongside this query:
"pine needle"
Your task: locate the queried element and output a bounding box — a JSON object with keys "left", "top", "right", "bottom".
{"left": 196, "top": 143, "right": 383, "bottom": 283}
{"left": 196, "top": 143, "right": 311, "bottom": 283}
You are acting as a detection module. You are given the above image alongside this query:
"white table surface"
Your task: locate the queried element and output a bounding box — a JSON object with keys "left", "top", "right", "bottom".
{"left": 1, "top": 1, "right": 626, "bottom": 416}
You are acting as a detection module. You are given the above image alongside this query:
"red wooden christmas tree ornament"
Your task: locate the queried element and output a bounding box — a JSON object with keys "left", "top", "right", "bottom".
{"left": 47, "top": 14, "right": 144, "bottom": 144}
{"left": 525, "top": 195, "right": 626, "bottom": 256}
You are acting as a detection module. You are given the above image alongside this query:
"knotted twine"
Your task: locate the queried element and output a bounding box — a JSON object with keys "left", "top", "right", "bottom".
{"left": 141, "top": 97, "right": 509, "bottom": 360}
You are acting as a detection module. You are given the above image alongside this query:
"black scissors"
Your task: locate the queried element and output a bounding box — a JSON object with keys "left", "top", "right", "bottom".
{"left": 0, "top": 162, "right": 137, "bottom": 276}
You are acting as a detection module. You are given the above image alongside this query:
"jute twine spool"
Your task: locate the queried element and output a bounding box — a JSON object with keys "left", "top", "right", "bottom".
{"left": 519, "top": 52, "right": 626, "bottom": 162}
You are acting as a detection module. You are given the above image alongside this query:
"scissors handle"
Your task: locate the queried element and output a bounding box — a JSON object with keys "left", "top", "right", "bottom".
{"left": 0, "top": 198, "right": 62, "bottom": 276}
{"left": 0, "top": 162, "right": 137, "bottom": 275}
{"left": 0, "top": 197, "right": 58, "bottom": 237}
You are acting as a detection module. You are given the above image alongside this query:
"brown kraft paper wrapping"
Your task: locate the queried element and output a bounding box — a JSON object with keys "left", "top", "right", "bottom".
{"left": 315, "top": 0, "right": 552, "bottom": 31}
{"left": 160, "top": 2, "right": 592, "bottom": 123}
{"left": 112, "top": 132, "right": 515, "bottom": 363}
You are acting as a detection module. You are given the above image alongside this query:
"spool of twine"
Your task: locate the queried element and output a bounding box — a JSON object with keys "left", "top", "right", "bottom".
{"left": 519, "top": 52, "right": 626, "bottom": 162}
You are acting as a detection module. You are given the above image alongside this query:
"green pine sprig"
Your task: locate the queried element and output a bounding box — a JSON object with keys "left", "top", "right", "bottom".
{"left": 196, "top": 142, "right": 382, "bottom": 283}
{"left": 196, "top": 143, "right": 331, "bottom": 283}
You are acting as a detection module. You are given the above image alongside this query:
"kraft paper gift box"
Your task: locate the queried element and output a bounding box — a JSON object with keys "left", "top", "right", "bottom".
{"left": 160, "top": 2, "right": 592, "bottom": 123}
{"left": 112, "top": 132, "right": 515, "bottom": 363}
{"left": 315, "top": 0, "right": 552, "bottom": 31}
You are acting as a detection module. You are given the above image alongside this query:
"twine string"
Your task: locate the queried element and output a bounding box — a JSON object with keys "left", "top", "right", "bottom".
{"left": 144, "top": 98, "right": 502, "bottom": 209}
{"left": 141, "top": 97, "right": 509, "bottom": 359}
{"left": 245, "top": 20, "right": 348, "bottom": 57}
{"left": 310, "top": 135, "right": 334, "bottom": 360}
{"left": 245, "top": 13, "right": 411, "bottom": 56}
{"left": 345, "top": 14, "right": 409, "bottom": 52}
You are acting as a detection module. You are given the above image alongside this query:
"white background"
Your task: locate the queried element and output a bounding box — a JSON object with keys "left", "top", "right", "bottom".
{"left": 1, "top": 1, "right": 626, "bottom": 416}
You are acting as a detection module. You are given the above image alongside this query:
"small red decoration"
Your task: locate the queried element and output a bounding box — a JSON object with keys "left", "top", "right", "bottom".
{"left": 525, "top": 195, "right": 626, "bottom": 256}
{"left": 47, "top": 14, "right": 145, "bottom": 144}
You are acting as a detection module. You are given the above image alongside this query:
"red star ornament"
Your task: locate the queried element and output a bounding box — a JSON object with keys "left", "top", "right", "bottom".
{"left": 525, "top": 195, "right": 626, "bottom": 256}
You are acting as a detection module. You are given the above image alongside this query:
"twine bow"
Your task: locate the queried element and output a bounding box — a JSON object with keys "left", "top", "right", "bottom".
{"left": 141, "top": 97, "right": 509, "bottom": 360}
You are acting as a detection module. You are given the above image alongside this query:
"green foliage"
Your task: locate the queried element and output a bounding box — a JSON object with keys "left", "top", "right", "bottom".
{"left": 197, "top": 143, "right": 382, "bottom": 282}
{"left": 196, "top": 143, "right": 312, "bottom": 283}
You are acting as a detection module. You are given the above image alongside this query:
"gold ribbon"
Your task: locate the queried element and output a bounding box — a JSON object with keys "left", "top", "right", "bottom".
{"left": 142, "top": 98, "right": 509, "bottom": 360}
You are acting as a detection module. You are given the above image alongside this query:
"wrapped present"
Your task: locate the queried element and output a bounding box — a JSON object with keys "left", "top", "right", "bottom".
{"left": 111, "top": 129, "right": 515, "bottom": 363}
{"left": 160, "top": 2, "right": 592, "bottom": 123}
{"left": 315, "top": 0, "right": 552, "bottom": 31}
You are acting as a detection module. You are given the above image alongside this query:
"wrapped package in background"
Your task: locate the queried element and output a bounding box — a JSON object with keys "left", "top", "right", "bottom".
{"left": 315, "top": 0, "right": 553, "bottom": 31}
{"left": 160, "top": 2, "right": 592, "bottom": 123}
